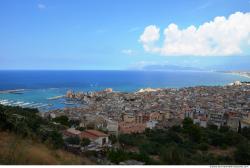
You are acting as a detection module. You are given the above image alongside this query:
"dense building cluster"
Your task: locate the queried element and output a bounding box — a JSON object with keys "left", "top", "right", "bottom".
{"left": 46, "top": 81, "right": 250, "bottom": 135}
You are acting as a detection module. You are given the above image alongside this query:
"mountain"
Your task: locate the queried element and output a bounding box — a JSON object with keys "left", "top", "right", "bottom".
{"left": 141, "top": 64, "right": 206, "bottom": 71}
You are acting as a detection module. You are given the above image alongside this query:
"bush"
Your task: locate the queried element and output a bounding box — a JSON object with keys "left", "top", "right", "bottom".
{"left": 52, "top": 116, "right": 69, "bottom": 126}
{"left": 107, "top": 149, "right": 129, "bottom": 164}
{"left": 47, "top": 131, "right": 64, "bottom": 149}
{"left": 219, "top": 126, "right": 230, "bottom": 133}
{"left": 207, "top": 124, "right": 218, "bottom": 130}
{"left": 241, "top": 127, "right": 250, "bottom": 140}
{"left": 109, "top": 134, "right": 117, "bottom": 144}
{"left": 139, "top": 142, "right": 159, "bottom": 155}
{"left": 160, "top": 145, "right": 185, "bottom": 164}
{"left": 81, "top": 138, "right": 90, "bottom": 147}
{"left": 65, "top": 136, "right": 80, "bottom": 145}
{"left": 234, "top": 142, "right": 250, "bottom": 164}
{"left": 76, "top": 126, "right": 86, "bottom": 131}
{"left": 197, "top": 143, "right": 209, "bottom": 151}
{"left": 182, "top": 118, "right": 193, "bottom": 129}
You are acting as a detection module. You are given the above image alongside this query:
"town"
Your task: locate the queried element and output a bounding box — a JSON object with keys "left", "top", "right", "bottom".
{"left": 44, "top": 81, "right": 250, "bottom": 153}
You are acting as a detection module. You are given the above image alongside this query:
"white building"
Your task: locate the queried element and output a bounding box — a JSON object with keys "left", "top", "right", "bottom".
{"left": 146, "top": 120, "right": 158, "bottom": 129}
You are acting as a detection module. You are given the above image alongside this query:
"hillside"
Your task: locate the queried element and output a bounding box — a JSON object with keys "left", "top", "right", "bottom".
{"left": 0, "top": 131, "right": 94, "bottom": 165}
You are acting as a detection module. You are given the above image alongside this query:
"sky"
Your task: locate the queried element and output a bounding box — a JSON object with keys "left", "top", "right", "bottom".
{"left": 0, "top": 0, "right": 250, "bottom": 70}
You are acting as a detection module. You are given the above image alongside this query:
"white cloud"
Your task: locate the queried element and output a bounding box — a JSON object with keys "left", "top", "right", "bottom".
{"left": 122, "top": 49, "right": 135, "bottom": 55}
{"left": 139, "top": 12, "right": 250, "bottom": 56}
{"left": 139, "top": 25, "right": 160, "bottom": 43}
{"left": 38, "top": 3, "right": 46, "bottom": 9}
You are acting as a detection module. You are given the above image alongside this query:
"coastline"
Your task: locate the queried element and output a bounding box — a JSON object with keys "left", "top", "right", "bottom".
{"left": 219, "top": 71, "right": 250, "bottom": 79}
{"left": 0, "top": 89, "right": 26, "bottom": 94}
{"left": 47, "top": 95, "right": 65, "bottom": 100}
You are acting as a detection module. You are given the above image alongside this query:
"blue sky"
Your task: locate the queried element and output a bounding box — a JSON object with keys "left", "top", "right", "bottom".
{"left": 0, "top": 0, "right": 250, "bottom": 70}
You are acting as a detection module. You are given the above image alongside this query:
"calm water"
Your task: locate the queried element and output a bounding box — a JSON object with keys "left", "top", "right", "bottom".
{"left": 0, "top": 70, "right": 249, "bottom": 111}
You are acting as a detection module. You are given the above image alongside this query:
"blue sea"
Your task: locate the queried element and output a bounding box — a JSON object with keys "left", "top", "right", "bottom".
{"left": 0, "top": 70, "right": 249, "bottom": 112}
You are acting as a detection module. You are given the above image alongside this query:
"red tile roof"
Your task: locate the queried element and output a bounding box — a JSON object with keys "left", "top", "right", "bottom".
{"left": 80, "top": 130, "right": 108, "bottom": 140}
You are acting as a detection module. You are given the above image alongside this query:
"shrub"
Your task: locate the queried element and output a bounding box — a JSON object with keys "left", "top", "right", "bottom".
{"left": 65, "top": 136, "right": 80, "bottom": 145}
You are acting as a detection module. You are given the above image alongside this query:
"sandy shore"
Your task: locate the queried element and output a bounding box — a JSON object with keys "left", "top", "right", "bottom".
{"left": 47, "top": 95, "right": 65, "bottom": 100}
{"left": 227, "top": 72, "right": 250, "bottom": 79}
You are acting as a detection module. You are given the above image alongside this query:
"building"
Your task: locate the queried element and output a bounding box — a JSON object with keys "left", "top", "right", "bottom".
{"left": 63, "top": 128, "right": 81, "bottom": 138}
{"left": 149, "top": 112, "right": 161, "bottom": 121}
{"left": 122, "top": 113, "right": 136, "bottom": 123}
{"left": 208, "top": 111, "right": 225, "bottom": 127}
{"left": 80, "top": 129, "right": 109, "bottom": 147}
{"left": 106, "top": 119, "right": 119, "bottom": 135}
{"left": 146, "top": 120, "right": 158, "bottom": 129}
{"left": 118, "top": 122, "right": 146, "bottom": 134}
{"left": 227, "top": 117, "right": 240, "bottom": 131}
{"left": 241, "top": 119, "right": 250, "bottom": 128}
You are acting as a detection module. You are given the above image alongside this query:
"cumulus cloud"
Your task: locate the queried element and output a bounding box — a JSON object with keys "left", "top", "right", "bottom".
{"left": 38, "top": 3, "right": 46, "bottom": 9}
{"left": 139, "top": 25, "right": 160, "bottom": 43}
{"left": 139, "top": 12, "right": 250, "bottom": 56}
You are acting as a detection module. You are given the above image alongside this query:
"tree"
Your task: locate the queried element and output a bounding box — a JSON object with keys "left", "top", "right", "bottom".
{"left": 182, "top": 118, "right": 193, "bottom": 129}
{"left": 219, "top": 126, "right": 229, "bottom": 133}
{"left": 207, "top": 124, "right": 218, "bottom": 130}
{"left": 109, "top": 134, "right": 117, "bottom": 144}
{"left": 76, "top": 126, "right": 86, "bottom": 131}
{"left": 81, "top": 138, "right": 91, "bottom": 147}
{"left": 65, "top": 136, "right": 80, "bottom": 145}
{"left": 107, "top": 149, "right": 129, "bottom": 164}
{"left": 234, "top": 142, "right": 250, "bottom": 164}
{"left": 208, "top": 132, "right": 225, "bottom": 146}
{"left": 241, "top": 127, "right": 250, "bottom": 140}
{"left": 187, "top": 125, "right": 202, "bottom": 143}
{"left": 160, "top": 145, "right": 185, "bottom": 164}
{"left": 52, "top": 116, "right": 69, "bottom": 126}
{"left": 139, "top": 142, "right": 159, "bottom": 155}
{"left": 238, "top": 121, "right": 241, "bottom": 133}
{"left": 197, "top": 143, "right": 209, "bottom": 151}
{"left": 49, "top": 131, "right": 64, "bottom": 149}
{"left": 182, "top": 119, "right": 201, "bottom": 143}
{"left": 69, "top": 119, "right": 80, "bottom": 127}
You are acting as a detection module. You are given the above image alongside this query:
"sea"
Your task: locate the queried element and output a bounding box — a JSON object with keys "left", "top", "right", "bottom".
{"left": 0, "top": 70, "right": 249, "bottom": 112}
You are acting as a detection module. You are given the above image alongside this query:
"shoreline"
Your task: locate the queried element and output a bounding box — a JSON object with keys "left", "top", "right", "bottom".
{"left": 47, "top": 95, "right": 65, "bottom": 100}
{"left": 1, "top": 81, "right": 249, "bottom": 113}
{"left": 219, "top": 71, "right": 250, "bottom": 79}
{"left": 230, "top": 72, "right": 250, "bottom": 79}
{"left": 0, "top": 89, "right": 26, "bottom": 94}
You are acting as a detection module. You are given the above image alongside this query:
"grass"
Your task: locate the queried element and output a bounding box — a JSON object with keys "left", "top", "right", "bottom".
{"left": 0, "top": 131, "right": 94, "bottom": 165}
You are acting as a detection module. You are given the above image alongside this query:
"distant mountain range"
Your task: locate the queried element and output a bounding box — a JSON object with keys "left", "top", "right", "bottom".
{"left": 141, "top": 64, "right": 206, "bottom": 71}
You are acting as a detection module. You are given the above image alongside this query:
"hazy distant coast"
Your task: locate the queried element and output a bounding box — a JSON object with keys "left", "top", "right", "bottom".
{"left": 0, "top": 89, "right": 26, "bottom": 94}
{"left": 221, "top": 71, "right": 250, "bottom": 79}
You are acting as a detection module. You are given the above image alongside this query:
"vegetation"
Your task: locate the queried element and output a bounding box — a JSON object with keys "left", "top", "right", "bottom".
{"left": 52, "top": 115, "right": 70, "bottom": 126}
{"left": 0, "top": 104, "right": 64, "bottom": 149}
{"left": 1, "top": 104, "right": 250, "bottom": 165}
{"left": 0, "top": 104, "right": 95, "bottom": 164}
{"left": 0, "top": 131, "right": 93, "bottom": 165}
{"left": 81, "top": 138, "right": 91, "bottom": 147}
{"left": 65, "top": 136, "right": 81, "bottom": 145}
{"left": 109, "top": 134, "right": 117, "bottom": 144}
{"left": 111, "top": 118, "right": 250, "bottom": 165}
{"left": 107, "top": 148, "right": 158, "bottom": 165}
